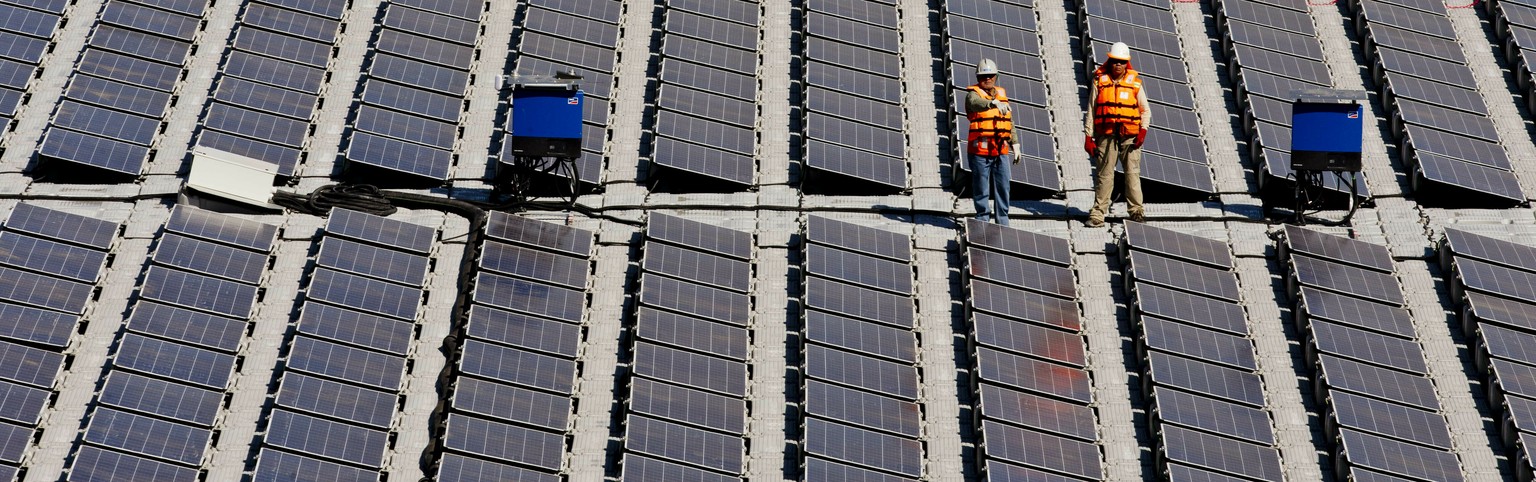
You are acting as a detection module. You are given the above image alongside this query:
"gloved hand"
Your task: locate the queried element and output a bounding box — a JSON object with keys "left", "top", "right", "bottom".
{"left": 1084, "top": 136, "right": 1097, "bottom": 155}
{"left": 1011, "top": 143, "right": 1021, "bottom": 163}
{"left": 991, "top": 99, "right": 1010, "bottom": 114}
{"left": 1134, "top": 130, "right": 1147, "bottom": 148}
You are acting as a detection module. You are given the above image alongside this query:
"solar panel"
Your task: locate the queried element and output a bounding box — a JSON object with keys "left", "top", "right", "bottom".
{"left": 243, "top": 3, "right": 338, "bottom": 42}
{"left": 53, "top": 99, "right": 161, "bottom": 145}
{"left": 975, "top": 312, "right": 1084, "bottom": 367}
{"left": 1123, "top": 223, "right": 1232, "bottom": 269}
{"left": 225, "top": 49, "right": 325, "bottom": 94}
{"left": 947, "top": 0, "right": 1036, "bottom": 30}
{"left": 1298, "top": 287, "right": 1415, "bottom": 338}
{"left": 970, "top": 279, "right": 1080, "bottom": 332}
{"left": 1330, "top": 390, "right": 1452, "bottom": 449}
{"left": 1154, "top": 387, "right": 1274, "bottom": 445}
{"left": 802, "top": 139, "right": 907, "bottom": 188}
{"left": 947, "top": 14, "right": 1038, "bottom": 54}
{"left": 438, "top": 452, "right": 558, "bottom": 482}
{"left": 83, "top": 407, "right": 210, "bottom": 465}
{"left": 297, "top": 301, "right": 414, "bottom": 355}
{"left": 975, "top": 346, "right": 1090, "bottom": 403}
{"left": 1083, "top": 17, "right": 1180, "bottom": 58}
{"left": 1311, "top": 320, "right": 1426, "bottom": 373}
{"left": 639, "top": 273, "right": 748, "bottom": 326}
{"left": 346, "top": 131, "right": 452, "bottom": 179}
{"left": 1291, "top": 255, "right": 1405, "bottom": 306}
{"left": 394, "top": 0, "right": 483, "bottom": 20}
{"left": 444, "top": 413, "right": 563, "bottom": 470}
{"left": 213, "top": 77, "right": 317, "bottom": 120}
{"left": 0, "top": 341, "right": 57, "bottom": 389}
{"left": 288, "top": 335, "right": 406, "bottom": 391}
{"left": 141, "top": 265, "right": 258, "bottom": 318}
{"left": 90, "top": 24, "right": 189, "bottom": 65}
{"left": 669, "top": 0, "right": 757, "bottom": 26}
{"left": 622, "top": 453, "right": 738, "bottom": 482}
{"left": 383, "top": 3, "right": 477, "bottom": 45}
{"left": 6, "top": 203, "right": 118, "bottom": 249}
{"left": 1160, "top": 424, "right": 1282, "bottom": 482}
{"left": 197, "top": 130, "right": 303, "bottom": 176}
{"left": 1146, "top": 351, "right": 1264, "bottom": 407}
{"left": 232, "top": 25, "right": 329, "bottom": 67}
{"left": 636, "top": 306, "right": 747, "bottom": 360}
{"left": 252, "top": 449, "right": 379, "bottom": 482}
{"left": 2, "top": 0, "right": 66, "bottom": 14}
{"left": 308, "top": 268, "right": 422, "bottom": 320}
{"left": 276, "top": 372, "right": 396, "bottom": 429}
{"left": 1444, "top": 229, "right": 1536, "bottom": 270}
{"left": 1383, "top": 73, "right": 1486, "bottom": 116}
{"left": 984, "top": 460, "right": 1084, "bottom": 482}
{"left": 804, "top": 378, "right": 919, "bottom": 437}
{"left": 0, "top": 423, "right": 21, "bottom": 464}
{"left": 1317, "top": 354, "right": 1439, "bottom": 410}
{"left": 657, "top": 84, "right": 755, "bottom": 128}
{"left": 99, "top": 371, "right": 220, "bottom": 426}
{"left": 459, "top": 339, "right": 575, "bottom": 394}
{"left": 803, "top": 418, "right": 921, "bottom": 477}
{"left": 1133, "top": 283, "right": 1246, "bottom": 335}
{"left": 466, "top": 304, "right": 577, "bottom": 358}
{"left": 806, "top": 0, "right": 897, "bottom": 27}
{"left": 626, "top": 414, "right": 743, "bottom": 473}
{"left": 321, "top": 209, "right": 433, "bottom": 253}
{"left": 1220, "top": 0, "right": 1314, "bottom": 34}
{"left": 632, "top": 341, "right": 746, "bottom": 397}
{"left": 963, "top": 219, "right": 1070, "bottom": 265}
{"left": 1412, "top": 152, "right": 1525, "bottom": 204}
{"left": 1141, "top": 315, "right": 1256, "bottom": 370}
{"left": 453, "top": 376, "right": 570, "bottom": 431}
{"left": 982, "top": 420, "right": 1101, "bottom": 479}
{"left": 976, "top": 382, "right": 1097, "bottom": 441}
{"left": 806, "top": 309, "right": 916, "bottom": 363}
{"left": 1338, "top": 428, "right": 1463, "bottom": 482}
{"left": 967, "top": 248, "right": 1074, "bottom": 298}
{"left": 474, "top": 273, "right": 585, "bottom": 323}
{"left": 316, "top": 236, "right": 429, "bottom": 286}
{"left": 0, "top": 231, "right": 108, "bottom": 282}
{"left": 807, "top": 243, "right": 911, "bottom": 294}
{"left": 0, "top": 379, "right": 47, "bottom": 425}
{"left": 152, "top": 233, "right": 268, "bottom": 284}
{"left": 70, "top": 446, "right": 197, "bottom": 482}
{"left": 114, "top": 333, "right": 234, "bottom": 388}
{"left": 646, "top": 213, "right": 750, "bottom": 260}
{"left": 669, "top": 9, "right": 756, "bottom": 50}
{"left": 485, "top": 211, "right": 591, "bottom": 256}
{"left": 1490, "top": 358, "right": 1536, "bottom": 400}
{"left": 804, "top": 276, "right": 914, "bottom": 329}
{"left": 265, "top": 409, "right": 387, "bottom": 468}
{"left": 807, "top": 61, "right": 901, "bottom": 103}
{"left": 806, "top": 216, "right": 910, "bottom": 261}
{"left": 100, "top": 1, "right": 200, "bottom": 40}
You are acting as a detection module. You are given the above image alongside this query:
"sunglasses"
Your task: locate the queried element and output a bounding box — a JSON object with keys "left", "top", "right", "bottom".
{"left": 1107, "top": 59, "right": 1128, "bottom": 65}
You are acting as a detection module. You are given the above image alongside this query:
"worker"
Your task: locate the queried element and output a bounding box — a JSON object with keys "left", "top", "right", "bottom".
{"left": 1084, "top": 42, "right": 1151, "bottom": 227}
{"left": 965, "top": 58, "right": 1021, "bottom": 226}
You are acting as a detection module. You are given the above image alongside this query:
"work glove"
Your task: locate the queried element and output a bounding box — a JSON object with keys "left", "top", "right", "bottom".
{"left": 1134, "top": 130, "right": 1147, "bottom": 148}
{"left": 991, "top": 99, "right": 1010, "bottom": 115}
{"left": 1084, "top": 136, "right": 1096, "bottom": 155}
{"left": 1011, "top": 143, "right": 1021, "bottom": 163}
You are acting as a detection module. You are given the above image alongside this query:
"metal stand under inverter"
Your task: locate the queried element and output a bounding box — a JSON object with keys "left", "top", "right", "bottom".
{"left": 501, "top": 72, "right": 585, "bottom": 206}
{"left": 1289, "top": 89, "right": 1367, "bottom": 226}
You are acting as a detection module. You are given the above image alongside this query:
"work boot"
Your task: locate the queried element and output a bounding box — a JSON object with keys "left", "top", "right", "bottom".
{"left": 1086, "top": 218, "right": 1104, "bottom": 228}
{"left": 1130, "top": 212, "right": 1145, "bottom": 223}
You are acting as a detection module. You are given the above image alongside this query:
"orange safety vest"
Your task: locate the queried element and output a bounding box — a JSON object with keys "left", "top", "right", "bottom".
{"left": 1092, "top": 68, "right": 1144, "bottom": 137}
{"left": 967, "top": 85, "right": 1013, "bottom": 157}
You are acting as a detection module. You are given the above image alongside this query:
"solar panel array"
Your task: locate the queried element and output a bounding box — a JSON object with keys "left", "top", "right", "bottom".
{"left": 799, "top": 0, "right": 907, "bottom": 190}
{"left": 1213, "top": 0, "right": 1369, "bottom": 200}
{"left": 36, "top": 0, "right": 209, "bottom": 177}
{"left": 1352, "top": 0, "right": 1524, "bottom": 205}
{"left": 1493, "top": 0, "right": 1536, "bottom": 118}
{"left": 799, "top": 215, "right": 922, "bottom": 479}
{"left": 438, "top": 210, "right": 590, "bottom": 480}
{"left": 1282, "top": 225, "right": 1464, "bottom": 481}
{"left": 1079, "top": 0, "right": 1215, "bottom": 196}
{"left": 943, "top": 0, "right": 1061, "bottom": 195}
{"left": 1123, "top": 221, "right": 1284, "bottom": 481}
{"left": 1440, "top": 228, "right": 1536, "bottom": 479}
{"left": 620, "top": 213, "right": 751, "bottom": 479}
{"left": 193, "top": 0, "right": 347, "bottom": 177}
{"left": 343, "top": 0, "right": 484, "bottom": 180}
{"left": 251, "top": 208, "right": 430, "bottom": 478}
{"left": 0, "top": 0, "right": 62, "bottom": 134}
{"left": 0, "top": 204, "right": 117, "bottom": 480}
{"left": 499, "top": 0, "right": 621, "bottom": 186}
{"left": 68, "top": 205, "right": 272, "bottom": 480}
{"left": 647, "top": 0, "right": 759, "bottom": 187}
{"left": 962, "top": 219, "right": 1102, "bottom": 480}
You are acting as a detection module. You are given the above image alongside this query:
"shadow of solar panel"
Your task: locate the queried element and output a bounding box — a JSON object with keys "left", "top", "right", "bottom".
{"left": 964, "top": 219, "right": 1070, "bottom": 265}
{"left": 977, "top": 383, "right": 1097, "bottom": 442}
{"left": 288, "top": 335, "right": 406, "bottom": 391}
{"left": 467, "top": 304, "right": 579, "bottom": 357}
{"left": 1124, "top": 222, "right": 1233, "bottom": 269}
{"left": 806, "top": 309, "right": 916, "bottom": 363}
{"left": 1147, "top": 352, "right": 1264, "bottom": 407}
{"left": 1330, "top": 390, "right": 1452, "bottom": 449}
{"left": 1338, "top": 428, "right": 1463, "bottom": 482}
{"left": 101, "top": 1, "right": 200, "bottom": 41}
{"left": 38, "top": 127, "right": 150, "bottom": 175}
{"left": 1317, "top": 353, "right": 1439, "bottom": 410}
{"left": 805, "top": 39, "right": 897, "bottom": 78}
{"left": 383, "top": 4, "right": 477, "bottom": 45}
{"left": 243, "top": 3, "right": 338, "bottom": 43}
{"left": 99, "top": 372, "right": 220, "bottom": 426}
{"left": 630, "top": 377, "right": 744, "bottom": 434}
{"left": 0, "top": 340, "right": 60, "bottom": 388}
{"left": 1464, "top": 291, "right": 1536, "bottom": 333}
{"left": 196, "top": 130, "right": 302, "bottom": 176}
{"left": 84, "top": 407, "right": 209, "bottom": 465}
{"left": 1298, "top": 286, "right": 1415, "bottom": 338}
{"left": 1312, "top": 320, "right": 1426, "bottom": 373}
{"left": 71, "top": 446, "right": 197, "bottom": 482}
{"left": 485, "top": 211, "right": 591, "bottom": 256}
{"left": 967, "top": 248, "right": 1074, "bottom": 298}
{"left": 1290, "top": 255, "right": 1404, "bottom": 305}
{"left": 804, "top": 276, "right": 913, "bottom": 329}
{"left": 0, "top": 231, "right": 107, "bottom": 282}
{"left": 982, "top": 420, "right": 1101, "bottom": 480}
{"left": 976, "top": 346, "right": 1090, "bottom": 403}
{"left": 1084, "top": 17, "right": 1180, "bottom": 58}
{"left": 626, "top": 414, "right": 743, "bottom": 474}
{"left": 445, "top": 413, "right": 563, "bottom": 470}
{"left": 1160, "top": 425, "right": 1281, "bottom": 482}
{"left": 807, "top": 244, "right": 911, "bottom": 295}
{"left": 1141, "top": 315, "right": 1256, "bottom": 370}
{"left": 804, "top": 379, "right": 920, "bottom": 437}
{"left": 125, "top": 301, "right": 243, "bottom": 352}
{"left": 454, "top": 376, "right": 570, "bottom": 431}
{"left": 647, "top": 213, "right": 751, "bottom": 260}
{"left": 90, "top": 24, "right": 190, "bottom": 65}
{"left": 947, "top": 14, "right": 1037, "bottom": 55}
{"left": 633, "top": 341, "right": 746, "bottom": 396}
{"left": 309, "top": 268, "right": 422, "bottom": 320}
{"left": 804, "top": 418, "right": 920, "bottom": 477}
{"left": 975, "top": 312, "right": 1085, "bottom": 367}
{"left": 253, "top": 449, "right": 379, "bottom": 482}
{"left": 636, "top": 306, "right": 746, "bottom": 360}
{"left": 0, "top": 379, "right": 47, "bottom": 425}
{"left": 114, "top": 333, "right": 233, "bottom": 388}
{"left": 623, "top": 453, "right": 738, "bottom": 482}
{"left": 460, "top": 339, "right": 575, "bottom": 394}
{"left": 640, "top": 273, "right": 748, "bottom": 325}
{"left": 225, "top": 50, "right": 324, "bottom": 94}
{"left": 1153, "top": 387, "right": 1274, "bottom": 445}
{"left": 153, "top": 233, "right": 267, "bottom": 284}
{"left": 276, "top": 372, "right": 395, "bottom": 428}
{"left": 0, "top": 423, "right": 22, "bottom": 464}
{"left": 265, "top": 409, "right": 387, "bottom": 467}
{"left": 970, "top": 279, "right": 1080, "bottom": 332}
{"left": 319, "top": 237, "right": 429, "bottom": 287}
{"left": 807, "top": 216, "right": 910, "bottom": 261}
{"left": 439, "top": 452, "right": 558, "bottom": 482}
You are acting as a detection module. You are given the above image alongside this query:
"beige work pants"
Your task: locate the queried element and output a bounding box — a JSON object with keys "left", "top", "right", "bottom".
{"left": 1090, "top": 135, "right": 1143, "bottom": 221}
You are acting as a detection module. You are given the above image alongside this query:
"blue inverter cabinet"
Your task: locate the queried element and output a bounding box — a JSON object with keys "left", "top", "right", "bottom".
{"left": 1290, "top": 88, "right": 1366, "bottom": 172}
{"left": 509, "top": 77, "right": 584, "bottom": 159}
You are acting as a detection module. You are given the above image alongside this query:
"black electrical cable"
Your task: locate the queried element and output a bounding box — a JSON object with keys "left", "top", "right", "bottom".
{"left": 271, "top": 183, "right": 397, "bottom": 216}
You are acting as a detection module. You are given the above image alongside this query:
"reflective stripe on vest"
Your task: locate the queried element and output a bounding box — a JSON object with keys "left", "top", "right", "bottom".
{"left": 967, "top": 85, "right": 1013, "bottom": 156}
{"left": 1093, "top": 70, "right": 1142, "bottom": 137}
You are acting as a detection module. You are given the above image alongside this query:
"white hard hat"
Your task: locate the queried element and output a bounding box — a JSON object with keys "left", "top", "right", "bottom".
{"left": 976, "top": 58, "right": 999, "bottom": 77}
{"left": 1107, "top": 42, "right": 1131, "bottom": 61}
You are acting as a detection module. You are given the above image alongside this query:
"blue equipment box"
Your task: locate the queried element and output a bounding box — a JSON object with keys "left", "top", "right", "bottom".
{"left": 1290, "top": 89, "right": 1366, "bottom": 172}
{"left": 510, "top": 81, "right": 583, "bottom": 159}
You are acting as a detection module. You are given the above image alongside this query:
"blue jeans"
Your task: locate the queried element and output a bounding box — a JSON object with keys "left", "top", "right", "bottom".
{"left": 969, "top": 153, "right": 1011, "bottom": 226}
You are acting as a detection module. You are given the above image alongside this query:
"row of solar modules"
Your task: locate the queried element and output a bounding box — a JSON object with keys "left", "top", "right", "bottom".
{"left": 249, "top": 209, "right": 434, "bottom": 480}
{"left": 647, "top": 0, "right": 760, "bottom": 188}
{"left": 962, "top": 220, "right": 1101, "bottom": 480}
{"left": 798, "top": 216, "right": 923, "bottom": 480}
{"left": 70, "top": 206, "right": 277, "bottom": 481}
{"left": 36, "top": 0, "right": 208, "bottom": 178}
{"left": 1280, "top": 225, "right": 1465, "bottom": 481}
{"left": 1439, "top": 228, "right": 1536, "bottom": 481}
{"left": 438, "top": 211, "right": 591, "bottom": 480}
{"left": 1213, "top": 0, "right": 1369, "bottom": 199}
{"left": 193, "top": 0, "right": 347, "bottom": 177}
{"left": 343, "top": 0, "right": 483, "bottom": 181}
{"left": 943, "top": 0, "right": 1063, "bottom": 195}
{"left": 1122, "top": 222, "right": 1284, "bottom": 482}
{"left": 501, "top": 0, "right": 621, "bottom": 186}
{"left": 0, "top": 204, "right": 119, "bottom": 482}
{"left": 622, "top": 213, "right": 753, "bottom": 480}
{"left": 1491, "top": 0, "right": 1536, "bottom": 115}
{"left": 1353, "top": 0, "right": 1525, "bottom": 205}
{"left": 0, "top": 0, "right": 64, "bottom": 134}
{"left": 799, "top": 0, "right": 907, "bottom": 191}
{"left": 1079, "top": 0, "right": 1215, "bottom": 197}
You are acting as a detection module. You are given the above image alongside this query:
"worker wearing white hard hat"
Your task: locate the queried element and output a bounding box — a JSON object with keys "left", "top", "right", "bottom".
{"left": 964, "top": 58, "right": 1020, "bottom": 226}
{"left": 1084, "top": 42, "right": 1151, "bottom": 227}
